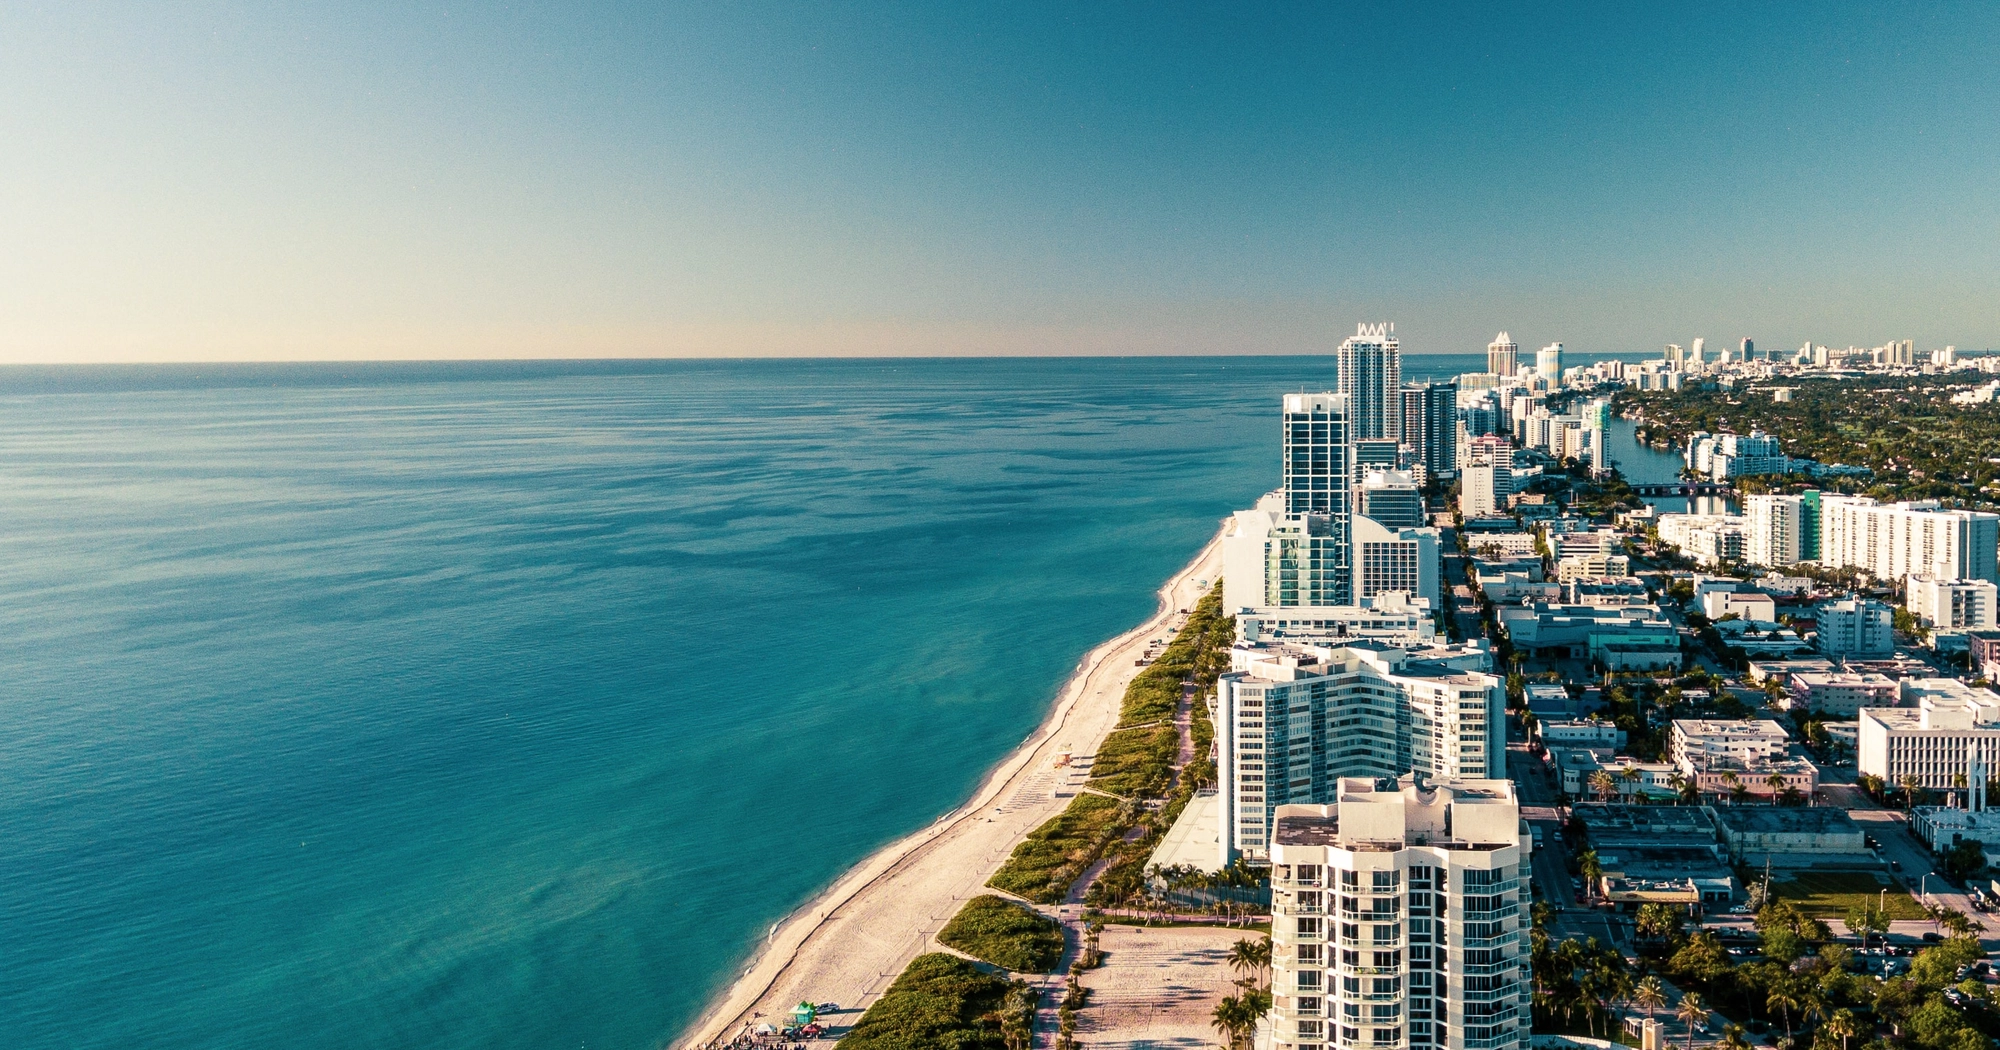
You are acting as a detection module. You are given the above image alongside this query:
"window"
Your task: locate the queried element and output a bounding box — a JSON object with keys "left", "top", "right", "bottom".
{"left": 1299, "top": 943, "right": 1323, "bottom": 965}
{"left": 1372, "top": 1028, "right": 1398, "bottom": 1045}
{"left": 1371, "top": 977, "right": 1400, "bottom": 995}
{"left": 1297, "top": 970, "right": 1323, "bottom": 990}
{"left": 1297, "top": 1021, "right": 1324, "bottom": 1038}
{"left": 1297, "top": 864, "right": 1322, "bottom": 885}
{"left": 1341, "top": 950, "right": 1360, "bottom": 967}
{"left": 1297, "top": 917, "right": 1322, "bottom": 937}
{"left": 1371, "top": 870, "right": 1400, "bottom": 892}
{"left": 1372, "top": 950, "right": 1401, "bottom": 968}
{"left": 1342, "top": 976, "right": 1361, "bottom": 994}
{"left": 1298, "top": 996, "right": 1323, "bottom": 1015}
{"left": 1340, "top": 869, "right": 1360, "bottom": 890}
{"left": 1372, "top": 924, "right": 1400, "bottom": 946}
{"left": 1340, "top": 923, "right": 1360, "bottom": 944}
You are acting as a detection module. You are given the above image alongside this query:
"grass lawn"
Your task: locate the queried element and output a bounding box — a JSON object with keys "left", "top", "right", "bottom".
{"left": 987, "top": 793, "right": 1127, "bottom": 904}
{"left": 936, "top": 895, "right": 1065, "bottom": 973}
{"left": 1762, "top": 870, "right": 1927, "bottom": 920}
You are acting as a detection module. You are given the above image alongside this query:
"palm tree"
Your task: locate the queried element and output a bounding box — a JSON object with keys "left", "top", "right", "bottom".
{"left": 1955, "top": 772, "right": 1970, "bottom": 808}
{"left": 1666, "top": 770, "right": 1688, "bottom": 803}
{"left": 1766, "top": 983, "right": 1801, "bottom": 1044}
{"left": 1621, "top": 766, "right": 1643, "bottom": 798}
{"left": 1766, "top": 772, "right": 1788, "bottom": 797}
{"left": 1634, "top": 976, "right": 1667, "bottom": 1022}
{"left": 1590, "top": 769, "right": 1619, "bottom": 802}
{"left": 1899, "top": 774, "right": 1922, "bottom": 811}
{"left": 1227, "top": 938, "right": 1261, "bottom": 985}
{"left": 1857, "top": 773, "right": 1885, "bottom": 799}
{"left": 1677, "top": 992, "right": 1708, "bottom": 1050}
{"left": 1579, "top": 850, "right": 1603, "bottom": 903}
{"left": 1822, "top": 1009, "right": 1858, "bottom": 1050}
{"left": 1211, "top": 996, "right": 1251, "bottom": 1050}
{"left": 1719, "top": 1023, "right": 1753, "bottom": 1050}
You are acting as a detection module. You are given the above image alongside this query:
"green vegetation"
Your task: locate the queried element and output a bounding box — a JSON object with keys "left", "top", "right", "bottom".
{"left": 1086, "top": 725, "right": 1178, "bottom": 798}
{"left": 986, "top": 793, "right": 1127, "bottom": 903}
{"left": 840, "top": 952, "right": 1035, "bottom": 1050}
{"left": 936, "top": 895, "right": 1065, "bottom": 973}
{"left": 1619, "top": 376, "right": 2000, "bottom": 507}
{"left": 1761, "top": 871, "right": 1926, "bottom": 920}
{"left": 1624, "top": 896, "right": 1994, "bottom": 1050}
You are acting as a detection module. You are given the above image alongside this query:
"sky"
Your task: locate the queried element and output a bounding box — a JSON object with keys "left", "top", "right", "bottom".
{"left": 2, "top": 2, "right": 1998, "bottom": 362}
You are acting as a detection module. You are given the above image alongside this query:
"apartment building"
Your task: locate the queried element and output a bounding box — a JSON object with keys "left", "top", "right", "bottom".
{"left": 1821, "top": 497, "right": 2000, "bottom": 584}
{"left": 1215, "top": 643, "right": 1504, "bottom": 861}
{"left": 1267, "top": 775, "right": 1530, "bottom": 1050}
{"left": 1905, "top": 575, "right": 1998, "bottom": 631}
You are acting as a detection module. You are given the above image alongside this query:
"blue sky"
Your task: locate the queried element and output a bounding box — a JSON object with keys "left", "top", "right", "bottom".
{"left": 2, "top": 2, "right": 1997, "bottom": 361}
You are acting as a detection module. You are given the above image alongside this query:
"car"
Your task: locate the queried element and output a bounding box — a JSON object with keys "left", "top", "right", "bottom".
{"left": 1924, "top": 932, "right": 1943, "bottom": 943}
{"left": 1730, "top": 904, "right": 1753, "bottom": 914}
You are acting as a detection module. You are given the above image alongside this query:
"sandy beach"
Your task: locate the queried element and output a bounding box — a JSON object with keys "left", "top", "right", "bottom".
{"left": 679, "top": 523, "right": 1230, "bottom": 1048}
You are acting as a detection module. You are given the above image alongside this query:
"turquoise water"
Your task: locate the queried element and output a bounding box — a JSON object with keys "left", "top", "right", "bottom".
{"left": 0, "top": 355, "right": 1597, "bottom": 1050}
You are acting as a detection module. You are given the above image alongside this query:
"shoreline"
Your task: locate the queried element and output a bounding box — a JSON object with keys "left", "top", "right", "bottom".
{"left": 676, "top": 521, "right": 1231, "bottom": 1049}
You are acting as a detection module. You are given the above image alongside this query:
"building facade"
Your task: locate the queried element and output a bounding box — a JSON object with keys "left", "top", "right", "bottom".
{"left": 1285, "top": 393, "right": 1355, "bottom": 516}
{"left": 1360, "top": 471, "right": 1427, "bottom": 529}
{"left": 1816, "top": 598, "right": 1895, "bottom": 660}
{"left": 1857, "top": 681, "right": 2000, "bottom": 790}
{"left": 1906, "top": 575, "right": 1998, "bottom": 631}
{"left": 1486, "top": 332, "right": 1518, "bottom": 377}
{"left": 1744, "top": 494, "right": 1806, "bottom": 568}
{"left": 1215, "top": 643, "right": 1504, "bottom": 862}
{"left": 1267, "top": 776, "right": 1530, "bottom": 1050}
{"left": 1821, "top": 497, "right": 2000, "bottom": 584}
{"left": 1338, "top": 323, "right": 1403, "bottom": 443}
{"left": 1399, "top": 382, "right": 1458, "bottom": 481}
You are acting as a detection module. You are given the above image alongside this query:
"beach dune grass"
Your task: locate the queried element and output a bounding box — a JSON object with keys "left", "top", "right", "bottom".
{"left": 1087, "top": 725, "right": 1178, "bottom": 798}
{"left": 987, "top": 793, "right": 1126, "bottom": 903}
{"left": 838, "top": 952, "right": 1012, "bottom": 1050}
{"left": 1764, "top": 871, "right": 1926, "bottom": 920}
{"left": 936, "top": 895, "right": 1065, "bottom": 972}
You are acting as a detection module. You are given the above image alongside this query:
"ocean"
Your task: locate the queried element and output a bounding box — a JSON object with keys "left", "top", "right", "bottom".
{"left": 0, "top": 354, "right": 1640, "bottom": 1050}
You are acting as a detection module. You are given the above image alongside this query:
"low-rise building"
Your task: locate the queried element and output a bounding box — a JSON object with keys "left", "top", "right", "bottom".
{"left": 1538, "top": 719, "right": 1625, "bottom": 753}
{"left": 1566, "top": 577, "right": 1651, "bottom": 607}
{"left": 1703, "top": 590, "right": 1776, "bottom": 622}
{"left": 1496, "top": 603, "right": 1680, "bottom": 670}
{"left": 1670, "top": 719, "right": 1815, "bottom": 797}
{"left": 1556, "top": 552, "right": 1632, "bottom": 583}
{"left": 1787, "top": 671, "right": 1898, "bottom": 717}
{"left": 1858, "top": 679, "right": 2000, "bottom": 789}
{"left": 1712, "top": 618, "right": 1813, "bottom": 658}
{"left": 1569, "top": 803, "right": 1737, "bottom": 908}
{"left": 1236, "top": 592, "right": 1440, "bottom": 648}
{"left": 1708, "top": 806, "right": 1869, "bottom": 866}
{"left": 1464, "top": 531, "right": 1538, "bottom": 559}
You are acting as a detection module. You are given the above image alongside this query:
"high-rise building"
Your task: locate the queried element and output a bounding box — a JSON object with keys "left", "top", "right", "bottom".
{"left": 1740, "top": 338, "right": 1755, "bottom": 361}
{"left": 1800, "top": 490, "right": 1823, "bottom": 561}
{"left": 1284, "top": 393, "right": 1354, "bottom": 516}
{"left": 1355, "top": 514, "right": 1441, "bottom": 606}
{"left": 1486, "top": 332, "right": 1518, "bottom": 377}
{"left": 1266, "top": 775, "right": 1530, "bottom": 1050}
{"left": 1744, "top": 494, "right": 1806, "bottom": 567}
{"left": 1216, "top": 644, "right": 1506, "bottom": 861}
{"left": 1535, "top": 342, "right": 1563, "bottom": 384}
{"left": 1338, "top": 323, "right": 1402, "bottom": 442}
{"left": 1459, "top": 462, "right": 1511, "bottom": 519}
{"left": 1354, "top": 439, "right": 1402, "bottom": 475}
{"left": 1821, "top": 497, "right": 2000, "bottom": 584}
{"left": 1223, "top": 501, "right": 1353, "bottom": 610}
{"left": 1400, "top": 381, "right": 1458, "bottom": 480}
{"left": 1360, "top": 471, "right": 1426, "bottom": 529}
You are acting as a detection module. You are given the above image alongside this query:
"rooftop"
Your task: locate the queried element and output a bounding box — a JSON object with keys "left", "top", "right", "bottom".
{"left": 1273, "top": 813, "right": 1342, "bottom": 847}
{"left": 1709, "top": 806, "right": 1862, "bottom": 835}
{"left": 1570, "top": 803, "right": 1714, "bottom": 843}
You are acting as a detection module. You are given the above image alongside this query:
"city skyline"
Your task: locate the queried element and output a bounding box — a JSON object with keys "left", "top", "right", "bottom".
{"left": 2, "top": 4, "right": 1998, "bottom": 362}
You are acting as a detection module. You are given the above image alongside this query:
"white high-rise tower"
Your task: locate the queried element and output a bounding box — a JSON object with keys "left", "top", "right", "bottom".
{"left": 1268, "top": 775, "right": 1531, "bottom": 1050}
{"left": 1535, "top": 342, "right": 1563, "bottom": 384}
{"left": 1486, "top": 333, "right": 1518, "bottom": 377}
{"left": 1338, "top": 323, "right": 1402, "bottom": 443}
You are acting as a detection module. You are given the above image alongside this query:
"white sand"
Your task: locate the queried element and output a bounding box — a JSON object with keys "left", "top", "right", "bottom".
{"left": 680, "top": 526, "right": 1229, "bottom": 1048}
{"left": 1075, "top": 925, "right": 1251, "bottom": 1050}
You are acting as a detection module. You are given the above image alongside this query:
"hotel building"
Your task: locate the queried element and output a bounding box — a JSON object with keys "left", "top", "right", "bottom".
{"left": 1338, "top": 324, "right": 1402, "bottom": 443}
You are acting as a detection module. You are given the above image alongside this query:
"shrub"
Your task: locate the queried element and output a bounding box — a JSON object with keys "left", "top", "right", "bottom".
{"left": 936, "top": 895, "right": 1065, "bottom": 972}
{"left": 987, "top": 793, "right": 1125, "bottom": 903}
{"left": 840, "top": 953, "right": 1013, "bottom": 1050}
